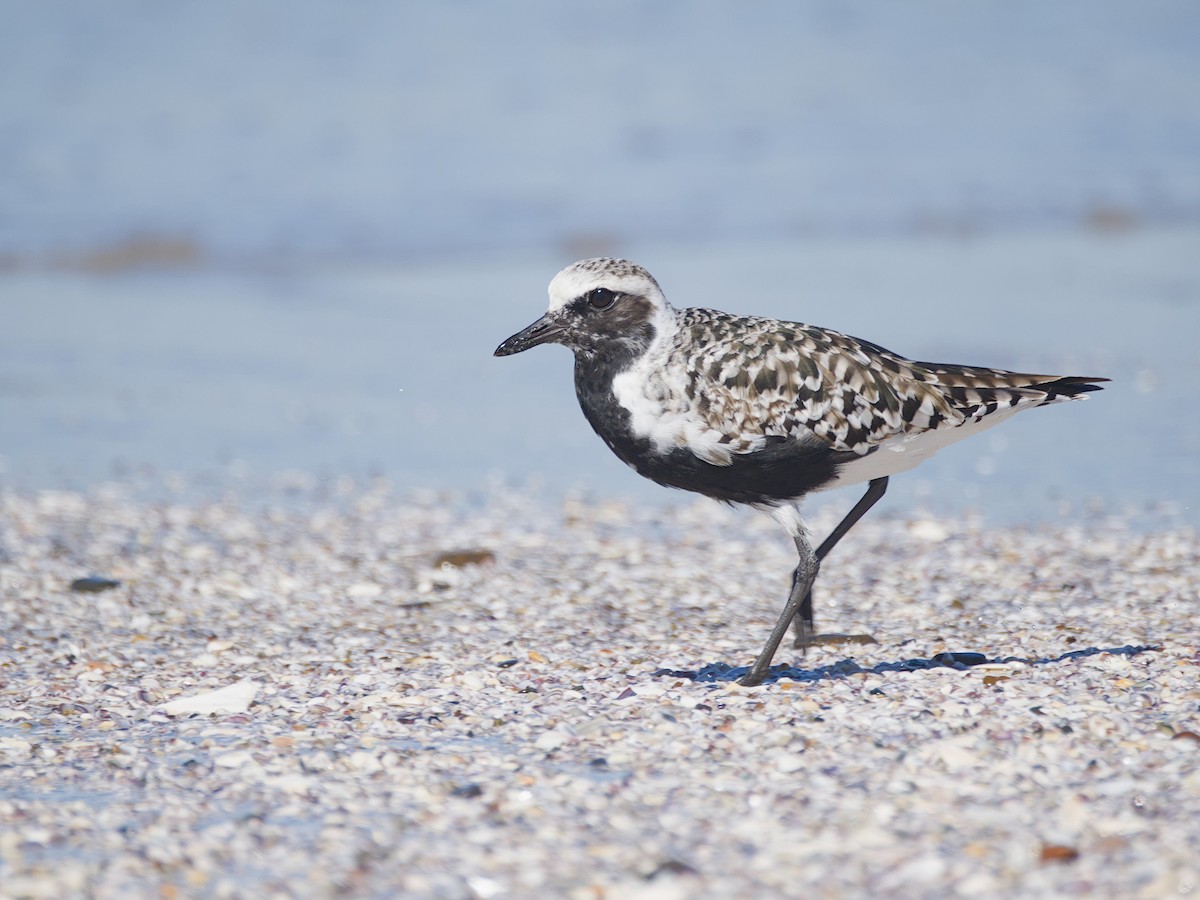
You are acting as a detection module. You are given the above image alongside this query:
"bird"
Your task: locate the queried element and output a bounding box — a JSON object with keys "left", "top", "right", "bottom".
{"left": 494, "top": 257, "right": 1106, "bottom": 686}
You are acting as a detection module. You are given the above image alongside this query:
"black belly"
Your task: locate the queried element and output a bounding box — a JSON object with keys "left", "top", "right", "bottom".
{"left": 574, "top": 356, "right": 855, "bottom": 505}
{"left": 620, "top": 435, "right": 853, "bottom": 504}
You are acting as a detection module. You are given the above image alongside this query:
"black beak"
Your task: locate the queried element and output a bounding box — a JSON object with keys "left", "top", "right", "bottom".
{"left": 494, "top": 313, "right": 566, "bottom": 356}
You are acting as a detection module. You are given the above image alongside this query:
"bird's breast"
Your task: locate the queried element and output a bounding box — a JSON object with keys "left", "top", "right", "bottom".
{"left": 573, "top": 351, "right": 851, "bottom": 504}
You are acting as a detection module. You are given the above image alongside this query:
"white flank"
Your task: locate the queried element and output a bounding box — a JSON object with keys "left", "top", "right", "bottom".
{"left": 821, "top": 405, "right": 1025, "bottom": 490}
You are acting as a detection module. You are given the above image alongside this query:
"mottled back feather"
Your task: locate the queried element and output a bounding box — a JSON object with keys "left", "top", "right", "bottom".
{"left": 670, "top": 308, "right": 1105, "bottom": 457}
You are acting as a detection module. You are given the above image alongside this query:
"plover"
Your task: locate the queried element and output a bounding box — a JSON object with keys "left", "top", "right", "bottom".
{"left": 495, "top": 258, "right": 1106, "bottom": 686}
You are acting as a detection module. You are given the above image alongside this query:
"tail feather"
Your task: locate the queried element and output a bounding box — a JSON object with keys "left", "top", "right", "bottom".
{"left": 912, "top": 364, "right": 1108, "bottom": 423}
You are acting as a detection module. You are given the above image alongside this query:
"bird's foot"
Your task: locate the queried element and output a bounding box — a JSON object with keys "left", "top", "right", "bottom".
{"left": 739, "top": 632, "right": 880, "bottom": 686}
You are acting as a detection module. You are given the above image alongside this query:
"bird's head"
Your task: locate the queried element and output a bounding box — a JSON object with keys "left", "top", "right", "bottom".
{"left": 494, "top": 258, "right": 674, "bottom": 360}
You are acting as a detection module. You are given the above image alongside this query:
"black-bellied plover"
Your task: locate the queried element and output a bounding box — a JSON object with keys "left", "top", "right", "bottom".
{"left": 495, "top": 258, "right": 1106, "bottom": 686}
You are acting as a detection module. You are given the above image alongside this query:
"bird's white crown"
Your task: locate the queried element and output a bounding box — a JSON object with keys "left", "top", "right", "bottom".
{"left": 547, "top": 258, "right": 668, "bottom": 313}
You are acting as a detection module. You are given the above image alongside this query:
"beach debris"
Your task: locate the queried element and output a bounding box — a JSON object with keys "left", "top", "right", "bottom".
{"left": 161, "top": 680, "right": 260, "bottom": 716}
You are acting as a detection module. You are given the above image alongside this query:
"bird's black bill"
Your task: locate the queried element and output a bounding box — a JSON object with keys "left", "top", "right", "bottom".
{"left": 494, "top": 313, "right": 564, "bottom": 356}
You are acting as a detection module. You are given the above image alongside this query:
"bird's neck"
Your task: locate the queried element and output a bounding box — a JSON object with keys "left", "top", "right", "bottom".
{"left": 571, "top": 330, "right": 659, "bottom": 472}
{"left": 572, "top": 305, "right": 673, "bottom": 396}
{"left": 570, "top": 306, "right": 680, "bottom": 470}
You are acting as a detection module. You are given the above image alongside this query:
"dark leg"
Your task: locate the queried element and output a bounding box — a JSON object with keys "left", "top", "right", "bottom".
{"left": 740, "top": 531, "right": 820, "bottom": 687}
{"left": 791, "top": 477, "right": 890, "bottom": 648}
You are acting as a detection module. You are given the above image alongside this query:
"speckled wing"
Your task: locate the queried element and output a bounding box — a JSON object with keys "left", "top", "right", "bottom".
{"left": 675, "top": 308, "right": 1101, "bottom": 458}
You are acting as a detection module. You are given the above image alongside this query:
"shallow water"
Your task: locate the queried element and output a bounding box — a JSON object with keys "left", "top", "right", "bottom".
{"left": 3, "top": 228, "right": 1196, "bottom": 525}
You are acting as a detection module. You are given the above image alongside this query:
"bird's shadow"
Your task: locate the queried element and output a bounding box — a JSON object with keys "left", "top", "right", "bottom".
{"left": 653, "top": 645, "right": 1161, "bottom": 685}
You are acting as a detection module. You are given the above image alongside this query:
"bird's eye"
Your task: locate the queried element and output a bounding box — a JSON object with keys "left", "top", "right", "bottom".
{"left": 586, "top": 288, "right": 619, "bottom": 310}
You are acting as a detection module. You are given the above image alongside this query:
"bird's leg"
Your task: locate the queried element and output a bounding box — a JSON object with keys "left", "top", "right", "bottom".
{"left": 793, "top": 581, "right": 815, "bottom": 651}
{"left": 791, "top": 477, "right": 890, "bottom": 648}
{"left": 741, "top": 477, "right": 891, "bottom": 686}
{"left": 740, "top": 532, "right": 820, "bottom": 687}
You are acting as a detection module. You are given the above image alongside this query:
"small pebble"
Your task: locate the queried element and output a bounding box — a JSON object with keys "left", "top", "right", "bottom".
{"left": 69, "top": 576, "right": 121, "bottom": 593}
{"left": 433, "top": 549, "right": 496, "bottom": 568}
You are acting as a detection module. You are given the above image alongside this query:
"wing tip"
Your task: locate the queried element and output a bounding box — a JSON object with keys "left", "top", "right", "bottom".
{"left": 1042, "top": 376, "right": 1108, "bottom": 399}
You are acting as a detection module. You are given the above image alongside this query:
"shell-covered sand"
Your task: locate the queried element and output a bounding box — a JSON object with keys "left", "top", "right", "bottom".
{"left": 1, "top": 482, "right": 1197, "bottom": 898}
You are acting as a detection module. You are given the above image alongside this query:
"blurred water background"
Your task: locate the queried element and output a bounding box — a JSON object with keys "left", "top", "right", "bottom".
{"left": 2, "top": 2, "right": 1198, "bottom": 525}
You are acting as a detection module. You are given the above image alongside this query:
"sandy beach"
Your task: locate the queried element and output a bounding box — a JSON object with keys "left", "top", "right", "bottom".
{"left": 1, "top": 482, "right": 1196, "bottom": 897}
